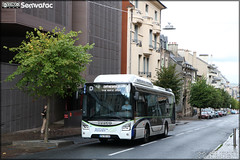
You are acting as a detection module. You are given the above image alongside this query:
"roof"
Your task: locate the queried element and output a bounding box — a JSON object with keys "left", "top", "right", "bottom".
{"left": 156, "top": 0, "right": 167, "bottom": 9}
{"left": 94, "top": 74, "right": 153, "bottom": 87}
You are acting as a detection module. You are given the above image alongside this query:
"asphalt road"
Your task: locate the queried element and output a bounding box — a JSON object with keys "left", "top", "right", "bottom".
{"left": 16, "top": 114, "right": 239, "bottom": 159}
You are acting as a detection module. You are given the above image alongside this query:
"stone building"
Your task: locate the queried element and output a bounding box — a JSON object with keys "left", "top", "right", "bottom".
{"left": 124, "top": 0, "right": 167, "bottom": 81}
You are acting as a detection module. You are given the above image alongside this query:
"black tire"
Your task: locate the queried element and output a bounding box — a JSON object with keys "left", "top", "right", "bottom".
{"left": 99, "top": 138, "right": 108, "bottom": 143}
{"left": 143, "top": 126, "right": 150, "bottom": 143}
{"left": 162, "top": 123, "right": 168, "bottom": 138}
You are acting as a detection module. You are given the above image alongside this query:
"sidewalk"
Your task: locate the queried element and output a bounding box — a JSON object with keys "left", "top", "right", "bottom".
{"left": 1, "top": 120, "right": 83, "bottom": 158}
{"left": 204, "top": 128, "right": 239, "bottom": 159}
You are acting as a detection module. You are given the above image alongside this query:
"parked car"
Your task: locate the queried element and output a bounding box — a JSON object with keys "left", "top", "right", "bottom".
{"left": 218, "top": 111, "right": 223, "bottom": 117}
{"left": 201, "top": 112, "right": 209, "bottom": 119}
{"left": 231, "top": 110, "right": 236, "bottom": 114}
{"left": 222, "top": 110, "right": 227, "bottom": 116}
{"left": 202, "top": 108, "right": 214, "bottom": 119}
{"left": 215, "top": 111, "right": 219, "bottom": 118}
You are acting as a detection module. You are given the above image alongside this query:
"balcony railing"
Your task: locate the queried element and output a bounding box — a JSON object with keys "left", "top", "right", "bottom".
{"left": 132, "top": 39, "right": 142, "bottom": 47}
{"left": 149, "top": 44, "right": 153, "bottom": 50}
{"left": 138, "top": 71, "right": 152, "bottom": 77}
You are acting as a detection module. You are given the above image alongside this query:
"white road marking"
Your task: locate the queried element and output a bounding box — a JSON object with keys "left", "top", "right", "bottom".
{"left": 108, "top": 148, "right": 135, "bottom": 156}
{"left": 175, "top": 133, "right": 184, "bottom": 136}
{"left": 162, "top": 136, "right": 172, "bottom": 140}
{"left": 185, "top": 130, "right": 193, "bottom": 133}
{"left": 194, "top": 128, "right": 200, "bottom": 131}
{"left": 140, "top": 140, "right": 157, "bottom": 147}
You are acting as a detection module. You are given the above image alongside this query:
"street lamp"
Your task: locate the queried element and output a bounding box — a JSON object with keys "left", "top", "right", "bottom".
{"left": 163, "top": 22, "right": 176, "bottom": 30}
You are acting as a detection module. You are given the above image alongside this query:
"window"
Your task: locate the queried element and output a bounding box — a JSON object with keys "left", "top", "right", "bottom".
{"left": 135, "top": 0, "right": 138, "bottom": 8}
{"left": 145, "top": 4, "right": 148, "bottom": 14}
{"left": 155, "top": 11, "right": 157, "bottom": 21}
{"left": 165, "top": 58, "right": 168, "bottom": 67}
{"left": 146, "top": 58, "right": 149, "bottom": 73}
{"left": 149, "top": 30, "right": 152, "bottom": 47}
{"left": 134, "top": 25, "right": 138, "bottom": 42}
{"left": 161, "top": 57, "right": 164, "bottom": 68}
{"left": 154, "top": 34, "right": 157, "bottom": 50}
{"left": 143, "top": 57, "right": 146, "bottom": 73}
{"left": 138, "top": 55, "right": 141, "bottom": 73}
{"left": 158, "top": 60, "right": 160, "bottom": 69}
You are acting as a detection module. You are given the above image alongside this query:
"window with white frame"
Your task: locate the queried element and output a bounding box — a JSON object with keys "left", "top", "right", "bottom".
{"left": 135, "top": 0, "right": 138, "bottom": 8}
{"left": 155, "top": 11, "right": 157, "bottom": 21}
{"left": 149, "top": 29, "right": 152, "bottom": 47}
{"left": 143, "top": 57, "right": 146, "bottom": 73}
{"left": 154, "top": 34, "right": 157, "bottom": 50}
{"left": 145, "top": 4, "right": 148, "bottom": 14}
{"left": 134, "top": 24, "right": 138, "bottom": 42}
{"left": 138, "top": 55, "right": 141, "bottom": 73}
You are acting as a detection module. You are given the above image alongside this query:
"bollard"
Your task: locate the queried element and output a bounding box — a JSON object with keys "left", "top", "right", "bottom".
{"left": 233, "top": 128, "right": 236, "bottom": 147}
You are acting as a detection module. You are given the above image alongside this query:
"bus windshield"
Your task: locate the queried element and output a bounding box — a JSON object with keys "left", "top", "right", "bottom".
{"left": 82, "top": 83, "right": 133, "bottom": 121}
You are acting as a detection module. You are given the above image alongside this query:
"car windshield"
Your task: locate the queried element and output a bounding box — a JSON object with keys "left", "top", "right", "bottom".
{"left": 82, "top": 83, "right": 133, "bottom": 120}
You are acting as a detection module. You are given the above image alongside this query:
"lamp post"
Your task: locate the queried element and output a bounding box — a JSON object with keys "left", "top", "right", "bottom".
{"left": 163, "top": 22, "right": 176, "bottom": 30}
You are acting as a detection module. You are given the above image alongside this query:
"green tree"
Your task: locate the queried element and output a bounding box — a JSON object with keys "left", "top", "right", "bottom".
{"left": 153, "top": 64, "right": 183, "bottom": 104}
{"left": 189, "top": 77, "right": 213, "bottom": 118}
{"left": 230, "top": 97, "right": 239, "bottom": 109}
{"left": 221, "top": 89, "right": 231, "bottom": 108}
{"left": 4, "top": 27, "right": 93, "bottom": 142}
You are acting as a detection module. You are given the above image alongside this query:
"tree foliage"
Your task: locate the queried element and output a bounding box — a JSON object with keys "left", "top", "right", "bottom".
{"left": 189, "top": 77, "right": 232, "bottom": 109}
{"left": 153, "top": 64, "right": 183, "bottom": 104}
{"left": 230, "top": 97, "right": 239, "bottom": 109}
{"left": 5, "top": 27, "right": 93, "bottom": 98}
{"left": 4, "top": 27, "right": 94, "bottom": 142}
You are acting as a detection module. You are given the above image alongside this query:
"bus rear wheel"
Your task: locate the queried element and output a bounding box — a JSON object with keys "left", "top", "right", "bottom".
{"left": 143, "top": 126, "right": 150, "bottom": 143}
{"left": 162, "top": 124, "right": 168, "bottom": 138}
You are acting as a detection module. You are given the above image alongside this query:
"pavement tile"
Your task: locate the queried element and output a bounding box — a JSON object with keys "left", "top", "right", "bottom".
{"left": 204, "top": 128, "right": 239, "bottom": 159}
{"left": 1, "top": 123, "right": 81, "bottom": 158}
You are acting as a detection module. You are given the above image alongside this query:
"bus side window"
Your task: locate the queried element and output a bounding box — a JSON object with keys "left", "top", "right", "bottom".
{"left": 136, "top": 93, "right": 147, "bottom": 116}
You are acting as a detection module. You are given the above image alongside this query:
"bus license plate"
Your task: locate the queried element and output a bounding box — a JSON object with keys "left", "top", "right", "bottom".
{"left": 99, "top": 135, "right": 110, "bottom": 138}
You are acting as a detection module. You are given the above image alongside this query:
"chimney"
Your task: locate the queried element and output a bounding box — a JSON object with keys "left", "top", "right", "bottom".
{"left": 193, "top": 51, "right": 197, "bottom": 67}
{"left": 199, "top": 54, "right": 209, "bottom": 63}
{"left": 168, "top": 42, "right": 178, "bottom": 56}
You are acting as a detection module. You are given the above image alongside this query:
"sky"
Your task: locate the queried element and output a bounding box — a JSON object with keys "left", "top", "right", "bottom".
{"left": 160, "top": 1, "right": 239, "bottom": 84}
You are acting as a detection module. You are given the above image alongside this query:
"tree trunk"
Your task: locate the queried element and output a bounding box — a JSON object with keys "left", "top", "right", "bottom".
{"left": 199, "top": 108, "right": 202, "bottom": 119}
{"left": 44, "top": 97, "right": 51, "bottom": 142}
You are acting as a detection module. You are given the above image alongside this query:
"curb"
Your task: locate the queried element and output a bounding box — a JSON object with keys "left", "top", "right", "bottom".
{"left": 12, "top": 140, "right": 74, "bottom": 148}
{"left": 204, "top": 128, "right": 239, "bottom": 159}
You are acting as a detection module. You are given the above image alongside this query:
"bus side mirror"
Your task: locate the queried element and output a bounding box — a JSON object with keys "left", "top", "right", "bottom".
{"left": 134, "top": 92, "right": 139, "bottom": 100}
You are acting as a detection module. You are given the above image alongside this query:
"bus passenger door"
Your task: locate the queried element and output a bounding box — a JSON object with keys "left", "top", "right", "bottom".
{"left": 156, "top": 103, "right": 163, "bottom": 131}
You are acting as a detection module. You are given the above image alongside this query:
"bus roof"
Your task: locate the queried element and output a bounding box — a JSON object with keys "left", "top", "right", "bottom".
{"left": 93, "top": 74, "right": 174, "bottom": 96}
{"left": 94, "top": 74, "right": 152, "bottom": 86}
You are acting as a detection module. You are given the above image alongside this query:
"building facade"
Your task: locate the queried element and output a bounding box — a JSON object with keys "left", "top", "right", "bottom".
{"left": 1, "top": 1, "right": 123, "bottom": 133}
{"left": 125, "top": 0, "right": 167, "bottom": 81}
{"left": 1, "top": 1, "right": 72, "bottom": 133}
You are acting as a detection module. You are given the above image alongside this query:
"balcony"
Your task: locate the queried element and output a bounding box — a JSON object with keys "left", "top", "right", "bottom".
{"left": 132, "top": 9, "right": 143, "bottom": 24}
{"left": 142, "top": 15, "right": 153, "bottom": 26}
{"left": 149, "top": 44, "right": 153, "bottom": 50}
{"left": 152, "top": 21, "right": 161, "bottom": 35}
{"left": 138, "top": 71, "right": 152, "bottom": 78}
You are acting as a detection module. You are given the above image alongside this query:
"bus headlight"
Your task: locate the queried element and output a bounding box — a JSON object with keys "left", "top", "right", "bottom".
{"left": 82, "top": 122, "right": 89, "bottom": 130}
{"left": 122, "top": 122, "right": 131, "bottom": 131}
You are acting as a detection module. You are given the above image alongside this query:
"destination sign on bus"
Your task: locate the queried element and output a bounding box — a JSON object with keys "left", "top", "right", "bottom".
{"left": 89, "top": 84, "right": 127, "bottom": 92}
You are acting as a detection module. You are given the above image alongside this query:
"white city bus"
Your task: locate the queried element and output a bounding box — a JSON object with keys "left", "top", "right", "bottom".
{"left": 81, "top": 74, "right": 175, "bottom": 143}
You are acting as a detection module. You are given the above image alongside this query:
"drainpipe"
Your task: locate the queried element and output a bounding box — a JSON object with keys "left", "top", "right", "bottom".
{"left": 129, "top": 8, "right": 133, "bottom": 74}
